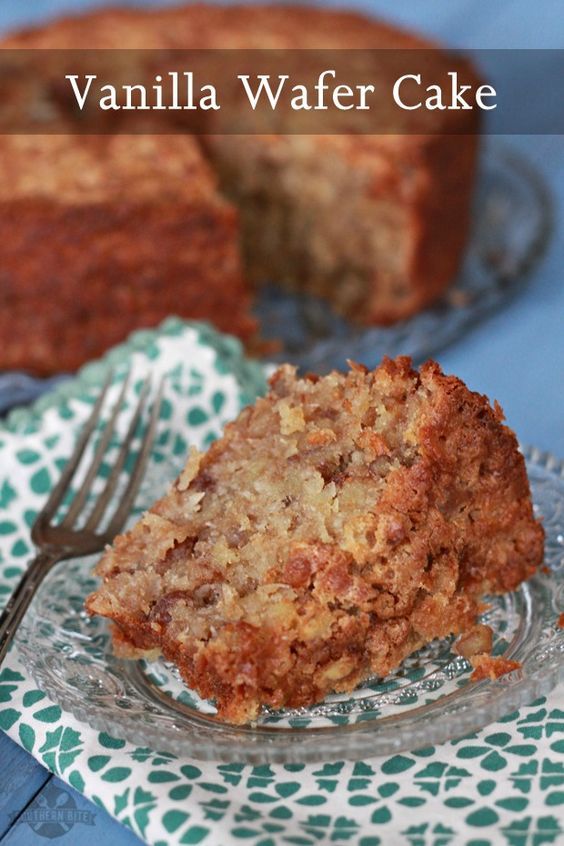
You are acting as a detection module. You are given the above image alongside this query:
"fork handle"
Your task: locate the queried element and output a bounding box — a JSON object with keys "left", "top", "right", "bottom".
{"left": 0, "top": 550, "right": 61, "bottom": 666}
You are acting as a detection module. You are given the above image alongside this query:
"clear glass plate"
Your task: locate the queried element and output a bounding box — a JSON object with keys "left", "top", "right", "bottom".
{"left": 16, "top": 446, "right": 564, "bottom": 764}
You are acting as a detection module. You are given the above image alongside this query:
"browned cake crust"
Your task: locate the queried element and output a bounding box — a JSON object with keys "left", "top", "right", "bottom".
{"left": 1, "top": 5, "right": 479, "bottom": 373}
{"left": 0, "top": 134, "right": 256, "bottom": 374}
{"left": 86, "top": 357, "right": 544, "bottom": 724}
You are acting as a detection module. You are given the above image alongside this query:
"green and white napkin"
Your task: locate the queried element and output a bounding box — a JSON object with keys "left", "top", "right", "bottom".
{"left": 0, "top": 319, "right": 562, "bottom": 846}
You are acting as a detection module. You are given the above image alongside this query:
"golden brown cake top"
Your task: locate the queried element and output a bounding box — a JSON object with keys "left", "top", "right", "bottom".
{"left": 0, "top": 3, "right": 478, "bottom": 137}
{"left": 2, "top": 4, "right": 436, "bottom": 50}
{"left": 0, "top": 134, "right": 223, "bottom": 203}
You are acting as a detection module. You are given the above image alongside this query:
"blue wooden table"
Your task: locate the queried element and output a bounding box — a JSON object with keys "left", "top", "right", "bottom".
{"left": 0, "top": 733, "right": 144, "bottom": 845}
{"left": 0, "top": 0, "right": 562, "bottom": 844}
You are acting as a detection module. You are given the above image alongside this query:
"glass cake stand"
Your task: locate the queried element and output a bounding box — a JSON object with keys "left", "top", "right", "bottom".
{"left": 15, "top": 446, "right": 564, "bottom": 764}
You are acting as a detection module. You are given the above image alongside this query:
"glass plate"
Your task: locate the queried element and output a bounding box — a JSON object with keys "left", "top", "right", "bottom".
{"left": 0, "top": 140, "right": 552, "bottom": 414}
{"left": 16, "top": 446, "right": 564, "bottom": 764}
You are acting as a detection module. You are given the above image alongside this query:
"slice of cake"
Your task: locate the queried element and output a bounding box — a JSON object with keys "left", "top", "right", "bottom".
{"left": 86, "top": 357, "right": 544, "bottom": 724}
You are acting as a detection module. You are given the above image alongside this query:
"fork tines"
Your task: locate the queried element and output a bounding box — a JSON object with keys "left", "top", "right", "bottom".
{"left": 31, "top": 370, "right": 164, "bottom": 547}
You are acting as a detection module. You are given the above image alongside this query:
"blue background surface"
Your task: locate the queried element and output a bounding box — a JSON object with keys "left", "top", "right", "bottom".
{"left": 0, "top": 1, "right": 562, "bottom": 844}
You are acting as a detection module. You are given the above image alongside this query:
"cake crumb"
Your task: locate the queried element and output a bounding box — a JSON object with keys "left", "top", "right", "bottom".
{"left": 446, "top": 289, "right": 472, "bottom": 308}
{"left": 454, "top": 624, "right": 493, "bottom": 659}
{"left": 177, "top": 446, "right": 202, "bottom": 491}
{"left": 471, "top": 654, "right": 521, "bottom": 681}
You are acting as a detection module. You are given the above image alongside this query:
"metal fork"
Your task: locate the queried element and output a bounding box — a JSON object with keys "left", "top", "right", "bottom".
{"left": 0, "top": 370, "right": 163, "bottom": 666}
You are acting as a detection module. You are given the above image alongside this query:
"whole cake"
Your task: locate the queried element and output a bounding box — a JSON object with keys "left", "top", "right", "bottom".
{"left": 1, "top": 5, "right": 479, "bottom": 373}
{"left": 86, "top": 357, "right": 544, "bottom": 724}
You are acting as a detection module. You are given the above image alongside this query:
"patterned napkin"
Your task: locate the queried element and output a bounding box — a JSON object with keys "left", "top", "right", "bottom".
{"left": 0, "top": 318, "right": 562, "bottom": 846}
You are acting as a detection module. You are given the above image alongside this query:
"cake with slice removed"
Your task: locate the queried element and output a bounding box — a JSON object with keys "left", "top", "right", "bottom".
{"left": 1, "top": 4, "right": 479, "bottom": 372}
{"left": 86, "top": 357, "right": 544, "bottom": 724}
